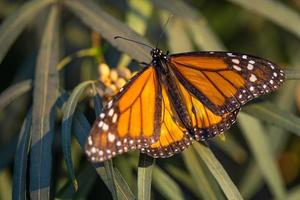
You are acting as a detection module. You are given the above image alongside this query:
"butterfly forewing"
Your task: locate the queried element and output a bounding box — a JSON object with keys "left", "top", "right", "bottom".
{"left": 141, "top": 83, "right": 193, "bottom": 158}
{"left": 86, "top": 49, "right": 285, "bottom": 162}
{"left": 85, "top": 66, "right": 162, "bottom": 162}
{"left": 170, "top": 52, "right": 285, "bottom": 115}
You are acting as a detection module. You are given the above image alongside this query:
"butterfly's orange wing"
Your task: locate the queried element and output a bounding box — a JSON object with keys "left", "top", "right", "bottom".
{"left": 170, "top": 52, "right": 285, "bottom": 115}
{"left": 142, "top": 80, "right": 238, "bottom": 158}
{"left": 85, "top": 66, "right": 162, "bottom": 162}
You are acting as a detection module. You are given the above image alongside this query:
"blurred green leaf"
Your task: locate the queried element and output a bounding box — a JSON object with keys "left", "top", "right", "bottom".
{"left": 12, "top": 109, "right": 32, "bottom": 200}
{"left": 61, "top": 80, "right": 95, "bottom": 191}
{"left": 117, "top": 0, "right": 153, "bottom": 68}
{"left": 213, "top": 135, "right": 247, "bottom": 164}
{"left": 244, "top": 102, "right": 300, "bottom": 137}
{"left": 288, "top": 185, "right": 300, "bottom": 200}
{"left": 57, "top": 92, "right": 135, "bottom": 200}
{"left": 152, "top": 0, "right": 225, "bottom": 50}
{"left": 165, "top": 164, "right": 203, "bottom": 199}
{"left": 182, "top": 148, "right": 221, "bottom": 200}
{"left": 0, "top": 169, "right": 12, "bottom": 200}
{"left": 239, "top": 80, "right": 296, "bottom": 199}
{"left": 227, "top": 0, "right": 300, "bottom": 39}
{"left": 238, "top": 112, "right": 287, "bottom": 199}
{"left": 137, "top": 153, "right": 154, "bottom": 200}
{"left": 152, "top": 166, "right": 184, "bottom": 200}
{"left": 194, "top": 143, "right": 243, "bottom": 200}
{"left": 64, "top": 0, "right": 152, "bottom": 63}
{"left": 29, "top": 5, "right": 59, "bottom": 199}
{"left": 0, "top": 79, "right": 32, "bottom": 112}
{"left": 0, "top": 0, "right": 54, "bottom": 64}
{"left": 0, "top": 136, "right": 17, "bottom": 170}
{"left": 56, "top": 163, "right": 97, "bottom": 199}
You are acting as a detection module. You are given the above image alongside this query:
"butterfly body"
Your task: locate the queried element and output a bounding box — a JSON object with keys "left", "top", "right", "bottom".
{"left": 151, "top": 49, "right": 195, "bottom": 136}
{"left": 86, "top": 49, "right": 285, "bottom": 162}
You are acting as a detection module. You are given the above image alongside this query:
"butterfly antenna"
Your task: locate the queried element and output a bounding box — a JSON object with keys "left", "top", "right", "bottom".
{"left": 155, "top": 14, "right": 173, "bottom": 49}
{"left": 114, "top": 36, "right": 153, "bottom": 50}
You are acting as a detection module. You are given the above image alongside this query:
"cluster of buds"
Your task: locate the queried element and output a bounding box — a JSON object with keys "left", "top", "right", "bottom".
{"left": 97, "top": 63, "right": 134, "bottom": 100}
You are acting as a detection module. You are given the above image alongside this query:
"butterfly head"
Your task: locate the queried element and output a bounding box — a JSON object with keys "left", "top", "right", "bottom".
{"left": 151, "top": 48, "right": 163, "bottom": 58}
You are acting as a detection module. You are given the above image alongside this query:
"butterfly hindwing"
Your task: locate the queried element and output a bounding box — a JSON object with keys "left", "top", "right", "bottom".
{"left": 86, "top": 66, "right": 162, "bottom": 162}
{"left": 142, "top": 80, "right": 239, "bottom": 158}
{"left": 170, "top": 52, "right": 285, "bottom": 115}
{"left": 141, "top": 83, "right": 193, "bottom": 158}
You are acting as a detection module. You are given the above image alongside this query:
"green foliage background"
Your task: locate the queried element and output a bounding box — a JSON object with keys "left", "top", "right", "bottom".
{"left": 0, "top": 0, "right": 300, "bottom": 199}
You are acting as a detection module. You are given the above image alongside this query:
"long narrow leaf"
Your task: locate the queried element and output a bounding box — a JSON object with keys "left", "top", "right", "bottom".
{"left": 12, "top": 109, "right": 32, "bottom": 200}
{"left": 152, "top": 0, "right": 225, "bottom": 50}
{"left": 57, "top": 92, "right": 135, "bottom": 200}
{"left": 165, "top": 164, "right": 203, "bottom": 199}
{"left": 61, "top": 80, "right": 95, "bottom": 191}
{"left": 0, "top": 79, "right": 32, "bottom": 112}
{"left": 137, "top": 153, "right": 154, "bottom": 200}
{"left": 244, "top": 102, "right": 300, "bottom": 137}
{"left": 193, "top": 143, "right": 243, "bottom": 200}
{"left": 152, "top": 166, "right": 184, "bottom": 200}
{"left": 64, "top": 0, "right": 152, "bottom": 63}
{"left": 227, "top": 0, "right": 300, "bottom": 39}
{"left": 0, "top": 0, "right": 54, "bottom": 63}
{"left": 30, "top": 5, "right": 59, "bottom": 199}
{"left": 238, "top": 112, "right": 287, "bottom": 199}
{"left": 182, "top": 149, "right": 220, "bottom": 200}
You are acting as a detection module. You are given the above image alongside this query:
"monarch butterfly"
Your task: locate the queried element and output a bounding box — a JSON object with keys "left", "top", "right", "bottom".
{"left": 85, "top": 39, "right": 285, "bottom": 162}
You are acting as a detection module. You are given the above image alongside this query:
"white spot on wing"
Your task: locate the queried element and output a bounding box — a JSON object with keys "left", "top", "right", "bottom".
{"left": 108, "top": 108, "right": 114, "bottom": 116}
{"left": 112, "top": 113, "right": 118, "bottom": 123}
{"left": 100, "top": 113, "right": 105, "bottom": 119}
{"left": 102, "top": 123, "right": 109, "bottom": 131}
{"left": 249, "top": 74, "right": 257, "bottom": 82}
{"left": 98, "top": 121, "right": 103, "bottom": 128}
{"left": 247, "top": 64, "right": 254, "bottom": 70}
{"left": 232, "top": 59, "right": 240, "bottom": 64}
{"left": 108, "top": 132, "right": 115, "bottom": 142}
{"left": 108, "top": 100, "right": 113, "bottom": 108}
{"left": 249, "top": 60, "right": 255, "bottom": 64}
{"left": 233, "top": 65, "right": 241, "bottom": 71}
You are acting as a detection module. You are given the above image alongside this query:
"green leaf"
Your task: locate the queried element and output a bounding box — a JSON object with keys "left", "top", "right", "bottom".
{"left": 61, "top": 80, "right": 95, "bottom": 191}
{"left": 193, "top": 143, "right": 243, "bottom": 200}
{"left": 165, "top": 164, "right": 203, "bottom": 199}
{"left": 288, "top": 185, "right": 300, "bottom": 200}
{"left": 0, "top": 79, "right": 32, "bottom": 112}
{"left": 137, "top": 153, "right": 154, "bottom": 200}
{"left": 29, "top": 5, "right": 59, "bottom": 199}
{"left": 117, "top": 0, "right": 153, "bottom": 68}
{"left": 64, "top": 0, "right": 152, "bottom": 63}
{"left": 182, "top": 148, "right": 221, "bottom": 200}
{"left": 0, "top": 0, "right": 54, "bottom": 64}
{"left": 238, "top": 112, "right": 287, "bottom": 199}
{"left": 152, "top": 0, "right": 225, "bottom": 50}
{"left": 213, "top": 135, "right": 247, "bottom": 164}
{"left": 152, "top": 166, "right": 184, "bottom": 200}
{"left": 244, "top": 102, "right": 300, "bottom": 137}
{"left": 239, "top": 81, "right": 296, "bottom": 199}
{"left": 12, "top": 109, "right": 32, "bottom": 200}
{"left": 56, "top": 164, "right": 97, "bottom": 199}
{"left": 227, "top": 0, "right": 300, "bottom": 39}
{"left": 57, "top": 92, "right": 135, "bottom": 200}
